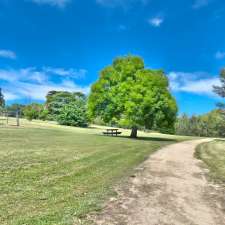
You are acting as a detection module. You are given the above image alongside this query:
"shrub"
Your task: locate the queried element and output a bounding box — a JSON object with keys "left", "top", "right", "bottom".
{"left": 23, "top": 103, "right": 43, "bottom": 121}
{"left": 57, "top": 100, "right": 88, "bottom": 127}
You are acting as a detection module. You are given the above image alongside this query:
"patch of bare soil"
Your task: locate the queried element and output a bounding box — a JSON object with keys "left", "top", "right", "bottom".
{"left": 89, "top": 139, "right": 225, "bottom": 225}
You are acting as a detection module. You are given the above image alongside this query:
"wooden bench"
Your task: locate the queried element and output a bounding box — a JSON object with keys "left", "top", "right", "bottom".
{"left": 103, "top": 128, "right": 122, "bottom": 136}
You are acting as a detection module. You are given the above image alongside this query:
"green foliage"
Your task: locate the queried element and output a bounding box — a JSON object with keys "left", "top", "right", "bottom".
{"left": 214, "top": 68, "right": 225, "bottom": 121}
{"left": 46, "top": 91, "right": 85, "bottom": 119}
{"left": 214, "top": 68, "right": 225, "bottom": 98}
{"left": 45, "top": 91, "right": 88, "bottom": 127}
{"left": 39, "top": 108, "right": 49, "bottom": 121}
{"left": 88, "top": 55, "right": 178, "bottom": 136}
{"left": 10, "top": 91, "right": 88, "bottom": 127}
{"left": 0, "top": 88, "right": 5, "bottom": 108}
{"left": 175, "top": 110, "right": 225, "bottom": 137}
{"left": 23, "top": 103, "right": 44, "bottom": 121}
{"left": 57, "top": 99, "right": 88, "bottom": 127}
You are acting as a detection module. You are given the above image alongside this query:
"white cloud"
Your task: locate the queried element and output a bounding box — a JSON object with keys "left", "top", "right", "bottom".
{"left": 6, "top": 82, "right": 89, "bottom": 101}
{"left": 30, "top": 0, "right": 70, "bottom": 8}
{"left": 0, "top": 49, "right": 16, "bottom": 59}
{"left": 168, "top": 71, "right": 220, "bottom": 96}
{"left": 215, "top": 51, "right": 225, "bottom": 60}
{"left": 0, "top": 68, "right": 47, "bottom": 84}
{"left": 148, "top": 17, "right": 164, "bottom": 27}
{"left": 43, "top": 67, "right": 87, "bottom": 79}
{"left": 192, "top": 0, "right": 210, "bottom": 9}
{"left": 0, "top": 67, "right": 89, "bottom": 101}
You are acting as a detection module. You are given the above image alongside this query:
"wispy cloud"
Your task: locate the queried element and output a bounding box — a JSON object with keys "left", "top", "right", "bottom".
{"left": 30, "top": 0, "right": 71, "bottom": 8}
{"left": 43, "top": 67, "right": 87, "bottom": 79}
{"left": 0, "top": 49, "right": 16, "bottom": 59}
{"left": 215, "top": 51, "right": 225, "bottom": 60}
{"left": 0, "top": 68, "right": 47, "bottom": 83}
{"left": 96, "top": 0, "right": 148, "bottom": 8}
{"left": 0, "top": 67, "right": 89, "bottom": 101}
{"left": 192, "top": 0, "right": 210, "bottom": 9}
{"left": 168, "top": 71, "right": 220, "bottom": 96}
{"left": 148, "top": 16, "right": 164, "bottom": 27}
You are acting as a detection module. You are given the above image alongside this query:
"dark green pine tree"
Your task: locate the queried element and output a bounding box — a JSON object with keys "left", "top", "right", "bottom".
{"left": 214, "top": 69, "right": 225, "bottom": 98}
{"left": 214, "top": 68, "right": 225, "bottom": 119}
{"left": 0, "top": 88, "right": 5, "bottom": 108}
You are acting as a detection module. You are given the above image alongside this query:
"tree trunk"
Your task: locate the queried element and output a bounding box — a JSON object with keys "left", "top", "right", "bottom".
{"left": 130, "top": 127, "right": 138, "bottom": 138}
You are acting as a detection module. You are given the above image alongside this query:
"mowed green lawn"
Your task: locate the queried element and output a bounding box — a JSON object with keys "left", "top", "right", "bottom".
{"left": 195, "top": 140, "right": 225, "bottom": 183}
{"left": 0, "top": 120, "right": 188, "bottom": 225}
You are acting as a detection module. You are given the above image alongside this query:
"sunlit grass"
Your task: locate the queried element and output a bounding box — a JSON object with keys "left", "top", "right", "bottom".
{"left": 195, "top": 140, "right": 225, "bottom": 183}
{"left": 0, "top": 120, "right": 190, "bottom": 225}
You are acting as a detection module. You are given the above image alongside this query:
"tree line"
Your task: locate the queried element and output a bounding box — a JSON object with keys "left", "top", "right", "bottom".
{"left": 3, "top": 91, "right": 88, "bottom": 127}
{"left": 175, "top": 110, "right": 225, "bottom": 137}
{"left": 1, "top": 55, "right": 225, "bottom": 138}
{"left": 176, "top": 69, "right": 225, "bottom": 137}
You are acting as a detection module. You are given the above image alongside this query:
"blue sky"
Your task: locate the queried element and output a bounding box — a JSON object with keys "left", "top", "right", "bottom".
{"left": 0, "top": 0, "right": 225, "bottom": 115}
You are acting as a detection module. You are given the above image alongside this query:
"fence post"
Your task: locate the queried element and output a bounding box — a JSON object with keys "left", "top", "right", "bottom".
{"left": 16, "top": 110, "right": 20, "bottom": 126}
{"left": 6, "top": 111, "right": 9, "bottom": 125}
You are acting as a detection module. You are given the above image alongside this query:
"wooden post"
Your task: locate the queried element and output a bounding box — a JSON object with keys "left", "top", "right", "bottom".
{"left": 16, "top": 110, "right": 20, "bottom": 126}
{"left": 6, "top": 111, "right": 9, "bottom": 125}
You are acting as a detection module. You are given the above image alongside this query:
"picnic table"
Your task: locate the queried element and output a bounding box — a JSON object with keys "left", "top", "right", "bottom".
{"left": 103, "top": 128, "right": 122, "bottom": 136}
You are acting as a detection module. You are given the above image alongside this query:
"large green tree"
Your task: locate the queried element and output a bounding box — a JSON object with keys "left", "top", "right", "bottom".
{"left": 88, "top": 55, "right": 178, "bottom": 138}
{"left": 0, "top": 88, "right": 5, "bottom": 108}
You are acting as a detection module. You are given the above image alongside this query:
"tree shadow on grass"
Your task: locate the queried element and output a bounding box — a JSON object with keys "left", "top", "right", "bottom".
{"left": 119, "top": 135, "right": 176, "bottom": 142}
{"left": 97, "top": 134, "right": 176, "bottom": 142}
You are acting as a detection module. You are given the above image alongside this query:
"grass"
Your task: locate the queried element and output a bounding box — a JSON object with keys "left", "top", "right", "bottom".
{"left": 0, "top": 120, "right": 189, "bottom": 225}
{"left": 195, "top": 140, "right": 225, "bottom": 183}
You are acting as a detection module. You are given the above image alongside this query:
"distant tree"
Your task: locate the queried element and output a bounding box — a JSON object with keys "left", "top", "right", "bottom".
{"left": 88, "top": 55, "right": 178, "bottom": 138}
{"left": 175, "top": 110, "right": 225, "bottom": 137}
{"left": 214, "top": 69, "right": 225, "bottom": 98}
{"left": 57, "top": 98, "right": 88, "bottom": 127}
{"left": 23, "top": 103, "right": 43, "bottom": 121}
{"left": 45, "top": 90, "right": 88, "bottom": 127}
{"left": 0, "top": 88, "right": 5, "bottom": 108}
{"left": 46, "top": 91, "right": 85, "bottom": 119}
{"left": 213, "top": 68, "right": 225, "bottom": 131}
{"left": 189, "top": 115, "right": 202, "bottom": 136}
{"left": 175, "top": 114, "right": 190, "bottom": 135}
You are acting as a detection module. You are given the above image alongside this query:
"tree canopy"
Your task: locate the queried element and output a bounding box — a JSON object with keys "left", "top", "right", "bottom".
{"left": 88, "top": 55, "right": 177, "bottom": 137}
{"left": 214, "top": 69, "right": 225, "bottom": 98}
{"left": 46, "top": 91, "right": 88, "bottom": 127}
{"left": 0, "top": 88, "right": 5, "bottom": 108}
{"left": 57, "top": 98, "right": 88, "bottom": 127}
{"left": 175, "top": 110, "right": 225, "bottom": 137}
{"left": 214, "top": 68, "right": 225, "bottom": 120}
{"left": 46, "top": 91, "right": 85, "bottom": 120}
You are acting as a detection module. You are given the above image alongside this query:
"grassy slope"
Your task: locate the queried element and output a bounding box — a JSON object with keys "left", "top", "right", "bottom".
{"left": 0, "top": 120, "right": 189, "bottom": 225}
{"left": 195, "top": 140, "right": 225, "bottom": 183}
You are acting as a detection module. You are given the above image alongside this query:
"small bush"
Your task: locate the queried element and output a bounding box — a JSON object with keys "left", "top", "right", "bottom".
{"left": 57, "top": 100, "right": 88, "bottom": 127}
{"left": 23, "top": 103, "right": 42, "bottom": 121}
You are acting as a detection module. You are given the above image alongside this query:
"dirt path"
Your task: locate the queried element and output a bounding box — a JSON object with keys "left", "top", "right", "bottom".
{"left": 91, "top": 139, "right": 225, "bottom": 225}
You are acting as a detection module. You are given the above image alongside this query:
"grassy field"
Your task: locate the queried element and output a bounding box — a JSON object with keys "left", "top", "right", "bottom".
{"left": 195, "top": 140, "right": 225, "bottom": 183}
{"left": 0, "top": 120, "right": 189, "bottom": 225}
